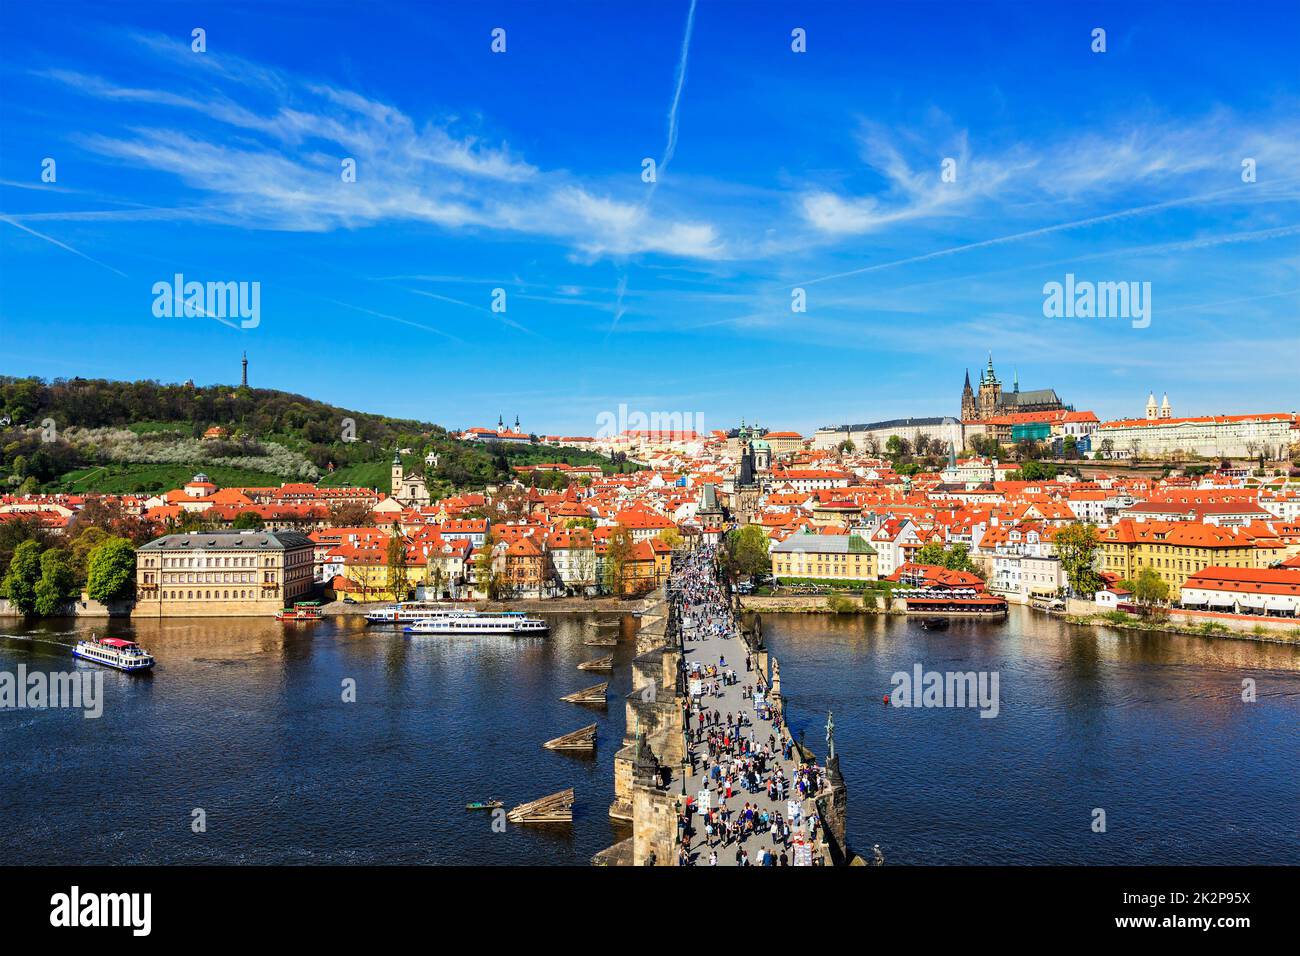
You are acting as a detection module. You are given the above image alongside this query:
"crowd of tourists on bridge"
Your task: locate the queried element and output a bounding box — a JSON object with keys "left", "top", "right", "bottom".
{"left": 667, "top": 546, "right": 828, "bottom": 866}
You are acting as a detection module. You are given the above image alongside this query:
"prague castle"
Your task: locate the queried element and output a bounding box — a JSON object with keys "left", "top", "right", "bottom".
{"left": 961, "top": 354, "right": 1067, "bottom": 421}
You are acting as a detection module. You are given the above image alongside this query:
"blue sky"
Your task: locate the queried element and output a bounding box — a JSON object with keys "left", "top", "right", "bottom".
{"left": 1, "top": 0, "right": 1297, "bottom": 435}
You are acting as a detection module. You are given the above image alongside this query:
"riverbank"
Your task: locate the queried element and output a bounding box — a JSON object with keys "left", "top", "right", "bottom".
{"left": 320, "top": 596, "right": 650, "bottom": 616}
{"left": 738, "top": 594, "right": 899, "bottom": 614}
{"left": 1064, "top": 610, "right": 1300, "bottom": 646}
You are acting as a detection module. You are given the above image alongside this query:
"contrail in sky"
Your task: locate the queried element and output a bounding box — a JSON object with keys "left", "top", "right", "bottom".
{"left": 610, "top": 0, "right": 697, "bottom": 341}
{"left": 0, "top": 214, "right": 128, "bottom": 278}
{"left": 661, "top": 0, "right": 698, "bottom": 174}
{"left": 797, "top": 182, "right": 1296, "bottom": 288}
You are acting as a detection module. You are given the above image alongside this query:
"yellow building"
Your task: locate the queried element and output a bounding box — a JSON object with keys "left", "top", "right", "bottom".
{"left": 770, "top": 533, "right": 878, "bottom": 582}
{"left": 1098, "top": 519, "right": 1281, "bottom": 599}
{"left": 135, "top": 530, "right": 315, "bottom": 617}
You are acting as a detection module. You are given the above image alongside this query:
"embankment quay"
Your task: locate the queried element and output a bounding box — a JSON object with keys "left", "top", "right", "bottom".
{"left": 595, "top": 547, "right": 852, "bottom": 866}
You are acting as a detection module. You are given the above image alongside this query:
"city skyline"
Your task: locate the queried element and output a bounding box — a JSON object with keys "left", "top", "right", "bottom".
{"left": 2, "top": 1, "right": 1299, "bottom": 432}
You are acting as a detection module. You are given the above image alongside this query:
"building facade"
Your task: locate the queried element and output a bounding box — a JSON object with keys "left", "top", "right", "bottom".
{"left": 770, "top": 533, "right": 878, "bottom": 582}
{"left": 134, "top": 530, "right": 315, "bottom": 617}
{"left": 812, "top": 417, "right": 966, "bottom": 455}
{"left": 1096, "top": 412, "right": 1294, "bottom": 461}
{"left": 1097, "top": 520, "right": 1282, "bottom": 600}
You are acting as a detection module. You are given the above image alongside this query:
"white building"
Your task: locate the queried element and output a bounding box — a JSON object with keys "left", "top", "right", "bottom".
{"left": 1096, "top": 412, "right": 1293, "bottom": 460}
{"left": 1180, "top": 567, "right": 1300, "bottom": 618}
{"left": 812, "top": 417, "right": 966, "bottom": 455}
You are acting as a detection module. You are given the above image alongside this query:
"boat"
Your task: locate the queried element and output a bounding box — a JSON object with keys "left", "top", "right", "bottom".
{"left": 73, "top": 634, "right": 156, "bottom": 672}
{"left": 404, "top": 611, "right": 549, "bottom": 636}
{"left": 919, "top": 617, "right": 950, "bottom": 631}
{"left": 276, "top": 601, "right": 323, "bottom": 622}
{"left": 465, "top": 800, "right": 503, "bottom": 811}
{"left": 364, "top": 602, "right": 463, "bottom": 624}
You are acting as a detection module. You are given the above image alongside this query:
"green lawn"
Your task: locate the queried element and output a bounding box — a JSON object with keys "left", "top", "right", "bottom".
{"left": 50, "top": 463, "right": 288, "bottom": 494}
{"left": 318, "top": 460, "right": 390, "bottom": 489}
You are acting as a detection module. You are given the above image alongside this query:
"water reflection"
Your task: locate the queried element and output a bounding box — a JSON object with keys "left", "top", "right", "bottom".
{"left": 2, "top": 605, "right": 1295, "bottom": 865}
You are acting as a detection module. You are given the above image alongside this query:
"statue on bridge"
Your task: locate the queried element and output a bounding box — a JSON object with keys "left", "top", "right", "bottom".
{"left": 826, "top": 711, "right": 835, "bottom": 761}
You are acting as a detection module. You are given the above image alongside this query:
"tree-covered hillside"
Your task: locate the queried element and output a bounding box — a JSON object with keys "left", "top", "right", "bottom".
{"left": 0, "top": 376, "right": 632, "bottom": 494}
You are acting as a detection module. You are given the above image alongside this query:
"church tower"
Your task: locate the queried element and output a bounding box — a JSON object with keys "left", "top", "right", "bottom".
{"left": 978, "top": 353, "right": 1002, "bottom": 419}
{"left": 1146, "top": 392, "right": 1158, "bottom": 420}
{"left": 960, "top": 369, "right": 976, "bottom": 420}
{"left": 391, "top": 451, "right": 403, "bottom": 497}
{"left": 1160, "top": 394, "right": 1171, "bottom": 419}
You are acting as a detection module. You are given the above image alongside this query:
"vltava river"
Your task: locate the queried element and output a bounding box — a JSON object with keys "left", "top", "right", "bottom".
{"left": 2, "top": 607, "right": 1296, "bottom": 864}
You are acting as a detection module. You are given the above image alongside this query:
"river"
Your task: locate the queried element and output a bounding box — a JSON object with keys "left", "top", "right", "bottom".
{"left": 1, "top": 607, "right": 1296, "bottom": 865}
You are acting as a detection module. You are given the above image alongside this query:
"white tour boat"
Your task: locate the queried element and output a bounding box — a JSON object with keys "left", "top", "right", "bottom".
{"left": 404, "top": 611, "right": 549, "bottom": 636}
{"left": 364, "top": 602, "right": 463, "bottom": 624}
{"left": 73, "top": 634, "right": 156, "bottom": 672}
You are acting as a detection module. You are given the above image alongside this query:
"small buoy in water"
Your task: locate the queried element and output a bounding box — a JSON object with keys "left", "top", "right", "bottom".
{"left": 883, "top": 694, "right": 890, "bottom": 705}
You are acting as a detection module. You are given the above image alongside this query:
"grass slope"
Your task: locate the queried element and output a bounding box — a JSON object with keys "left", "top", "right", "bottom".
{"left": 52, "top": 464, "right": 288, "bottom": 494}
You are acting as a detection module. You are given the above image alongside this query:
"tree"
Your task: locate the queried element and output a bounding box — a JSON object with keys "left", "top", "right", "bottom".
{"left": 34, "top": 548, "right": 74, "bottom": 615}
{"left": 1126, "top": 566, "right": 1170, "bottom": 606}
{"left": 861, "top": 588, "right": 878, "bottom": 611}
{"left": 719, "top": 525, "right": 770, "bottom": 581}
{"left": 86, "top": 537, "right": 136, "bottom": 603}
{"left": 327, "top": 501, "right": 376, "bottom": 527}
{"left": 915, "top": 541, "right": 947, "bottom": 567}
{"left": 1054, "top": 522, "right": 1103, "bottom": 598}
{"left": 68, "top": 496, "right": 159, "bottom": 545}
{"left": 0, "top": 515, "right": 51, "bottom": 583}
{"left": 656, "top": 527, "right": 683, "bottom": 550}
{"left": 603, "top": 525, "right": 635, "bottom": 596}
{"left": 474, "top": 532, "right": 506, "bottom": 600}
{"left": 232, "top": 511, "right": 265, "bottom": 530}
{"left": 837, "top": 439, "right": 855, "bottom": 455}
{"left": 385, "top": 528, "right": 410, "bottom": 601}
{"left": 913, "top": 541, "right": 978, "bottom": 574}
{"left": 1012, "top": 460, "right": 1058, "bottom": 482}
{"left": 885, "top": 435, "right": 911, "bottom": 461}
{"left": 1, "top": 539, "right": 43, "bottom": 612}
{"left": 68, "top": 525, "right": 110, "bottom": 589}
{"left": 943, "top": 543, "right": 979, "bottom": 574}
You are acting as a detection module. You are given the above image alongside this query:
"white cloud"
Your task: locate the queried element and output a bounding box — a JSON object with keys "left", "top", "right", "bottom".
{"left": 37, "top": 40, "right": 722, "bottom": 260}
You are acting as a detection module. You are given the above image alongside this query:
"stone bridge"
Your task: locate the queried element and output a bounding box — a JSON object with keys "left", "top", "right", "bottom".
{"left": 594, "top": 550, "right": 851, "bottom": 866}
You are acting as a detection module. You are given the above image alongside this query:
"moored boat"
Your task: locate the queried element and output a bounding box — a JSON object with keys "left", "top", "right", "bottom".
{"left": 73, "top": 634, "right": 156, "bottom": 672}
{"left": 465, "top": 799, "right": 503, "bottom": 811}
{"left": 404, "top": 611, "right": 548, "bottom": 636}
{"left": 276, "top": 601, "right": 323, "bottom": 622}
{"left": 364, "top": 602, "right": 463, "bottom": 624}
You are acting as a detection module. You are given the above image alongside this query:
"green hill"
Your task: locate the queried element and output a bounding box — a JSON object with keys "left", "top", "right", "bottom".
{"left": 0, "top": 375, "right": 631, "bottom": 495}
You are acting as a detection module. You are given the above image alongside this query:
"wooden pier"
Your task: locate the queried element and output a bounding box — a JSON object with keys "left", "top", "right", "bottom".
{"left": 507, "top": 788, "right": 574, "bottom": 824}
{"left": 543, "top": 723, "right": 597, "bottom": 752}
{"left": 561, "top": 682, "right": 608, "bottom": 706}
{"left": 577, "top": 655, "right": 613, "bottom": 672}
